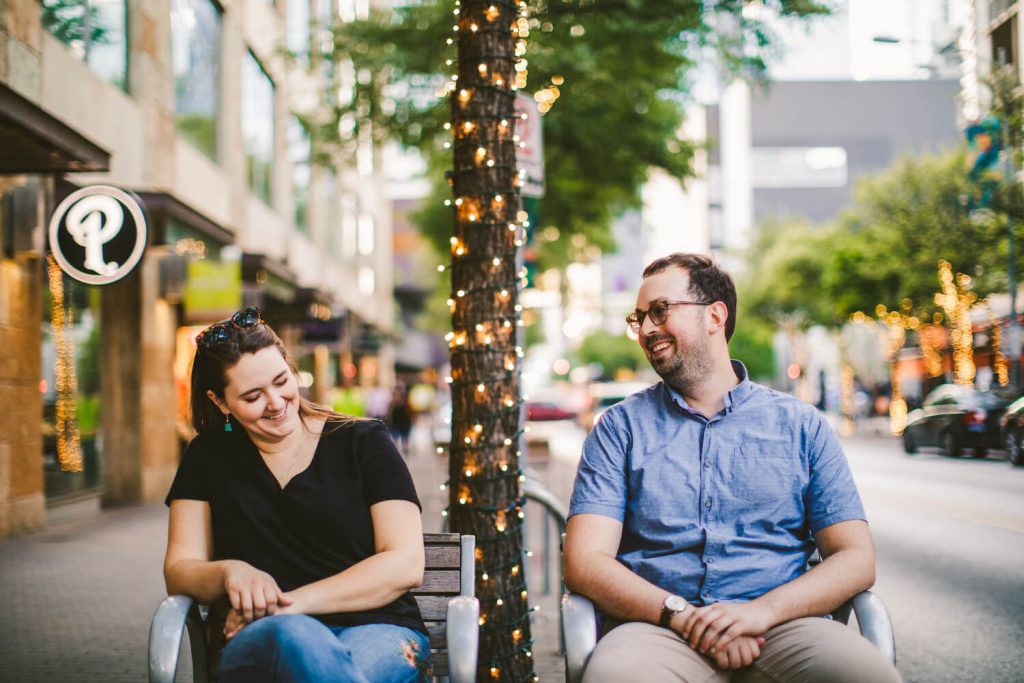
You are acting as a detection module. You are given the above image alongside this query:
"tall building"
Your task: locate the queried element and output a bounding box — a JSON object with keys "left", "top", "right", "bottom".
{"left": 0, "top": 0, "right": 394, "bottom": 537}
{"left": 704, "top": 1, "right": 965, "bottom": 262}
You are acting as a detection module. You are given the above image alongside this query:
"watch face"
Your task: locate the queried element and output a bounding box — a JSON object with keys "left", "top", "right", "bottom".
{"left": 665, "top": 595, "right": 688, "bottom": 612}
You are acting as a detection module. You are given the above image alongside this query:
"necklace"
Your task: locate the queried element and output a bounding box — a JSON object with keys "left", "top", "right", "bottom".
{"left": 265, "top": 432, "right": 313, "bottom": 488}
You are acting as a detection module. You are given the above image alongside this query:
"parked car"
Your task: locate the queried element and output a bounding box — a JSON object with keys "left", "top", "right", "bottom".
{"left": 525, "top": 401, "right": 577, "bottom": 422}
{"left": 902, "top": 384, "right": 1018, "bottom": 458}
{"left": 432, "top": 398, "right": 579, "bottom": 457}
{"left": 999, "top": 396, "right": 1024, "bottom": 467}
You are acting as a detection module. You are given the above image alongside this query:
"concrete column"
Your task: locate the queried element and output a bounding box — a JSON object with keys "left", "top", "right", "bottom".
{"left": 101, "top": 272, "right": 143, "bottom": 504}
{"left": 312, "top": 344, "right": 330, "bottom": 405}
{"left": 139, "top": 253, "right": 179, "bottom": 501}
{"left": 0, "top": 250, "right": 45, "bottom": 536}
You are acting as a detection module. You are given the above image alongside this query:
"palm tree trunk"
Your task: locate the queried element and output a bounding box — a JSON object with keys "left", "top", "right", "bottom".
{"left": 447, "top": 1, "right": 535, "bottom": 681}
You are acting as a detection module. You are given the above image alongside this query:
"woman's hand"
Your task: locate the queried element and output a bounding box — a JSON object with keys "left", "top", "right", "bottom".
{"left": 223, "top": 608, "right": 246, "bottom": 641}
{"left": 222, "top": 560, "right": 292, "bottom": 623}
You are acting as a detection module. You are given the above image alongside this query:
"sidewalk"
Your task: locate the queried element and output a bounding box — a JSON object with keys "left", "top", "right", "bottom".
{"left": 0, "top": 419, "right": 577, "bottom": 682}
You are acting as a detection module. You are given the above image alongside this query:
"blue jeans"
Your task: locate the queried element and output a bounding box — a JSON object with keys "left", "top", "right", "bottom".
{"left": 218, "top": 614, "right": 431, "bottom": 683}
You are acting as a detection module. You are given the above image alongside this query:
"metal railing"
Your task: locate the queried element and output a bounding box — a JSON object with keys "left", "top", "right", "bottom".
{"left": 521, "top": 472, "right": 568, "bottom": 653}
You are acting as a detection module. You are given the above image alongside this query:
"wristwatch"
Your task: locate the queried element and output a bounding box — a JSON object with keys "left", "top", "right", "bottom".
{"left": 659, "top": 594, "right": 689, "bottom": 628}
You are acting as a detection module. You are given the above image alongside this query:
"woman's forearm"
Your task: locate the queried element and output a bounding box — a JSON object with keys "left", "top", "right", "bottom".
{"left": 164, "top": 558, "right": 231, "bottom": 604}
{"left": 284, "top": 549, "right": 424, "bottom": 615}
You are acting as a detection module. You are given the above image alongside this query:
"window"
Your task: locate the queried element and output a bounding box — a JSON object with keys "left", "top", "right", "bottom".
{"left": 288, "top": 117, "right": 312, "bottom": 233}
{"left": 242, "top": 52, "right": 275, "bottom": 204}
{"left": 41, "top": 0, "right": 128, "bottom": 91}
{"left": 750, "top": 147, "right": 848, "bottom": 189}
{"left": 991, "top": 16, "right": 1017, "bottom": 68}
{"left": 287, "top": 0, "right": 311, "bottom": 66}
{"left": 341, "top": 194, "right": 358, "bottom": 258}
{"left": 324, "top": 169, "right": 339, "bottom": 255}
{"left": 357, "top": 212, "right": 375, "bottom": 255}
{"left": 171, "top": 0, "right": 222, "bottom": 160}
{"left": 358, "top": 266, "right": 375, "bottom": 295}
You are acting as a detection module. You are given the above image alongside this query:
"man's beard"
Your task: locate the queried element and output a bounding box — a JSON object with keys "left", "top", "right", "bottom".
{"left": 648, "top": 335, "right": 714, "bottom": 396}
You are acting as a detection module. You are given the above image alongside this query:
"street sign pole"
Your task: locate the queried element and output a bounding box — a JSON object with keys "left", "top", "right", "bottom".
{"left": 1004, "top": 119, "right": 1020, "bottom": 387}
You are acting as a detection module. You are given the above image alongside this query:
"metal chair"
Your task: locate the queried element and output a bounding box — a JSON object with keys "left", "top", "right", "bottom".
{"left": 561, "top": 560, "right": 896, "bottom": 683}
{"left": 149, "top": 533, "right": 480, "bottom": 683}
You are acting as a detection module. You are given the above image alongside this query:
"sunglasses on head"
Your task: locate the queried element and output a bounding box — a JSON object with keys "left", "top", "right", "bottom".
{"left": 197, "top": 306, "right": 265, "bottom": 349}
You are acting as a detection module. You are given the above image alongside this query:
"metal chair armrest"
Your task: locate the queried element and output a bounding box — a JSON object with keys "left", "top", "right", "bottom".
{"left": 148, "top": 595, "right": 209, "bottom": 683}
{"left": 851, "top": 590, "right": 896, "bottom": 665}
{"left": 561, "top": 592, "right": 598, "bottom": 683}
{"left": 445, "top": 595, "right": 480, "bottom": 683}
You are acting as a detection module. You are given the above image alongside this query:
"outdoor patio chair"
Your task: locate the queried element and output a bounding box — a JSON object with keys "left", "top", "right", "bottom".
{"left": 148, "top": 533, "right": 479, "bottom": 683}
{"left": 560, "top": 553, "right": 896, "bottom": 683}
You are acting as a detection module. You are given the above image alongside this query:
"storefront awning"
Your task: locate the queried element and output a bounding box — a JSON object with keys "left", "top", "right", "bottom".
{"left": 136, "top": 192, "right": 234, "bottom": 246}
{"left": 0, "top": 84, "right": 109, "bottom": 173}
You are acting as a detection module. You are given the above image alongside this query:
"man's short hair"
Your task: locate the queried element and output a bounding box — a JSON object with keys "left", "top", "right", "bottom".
{"left": 642, "top": 253, "right": 737, "bottom": 341}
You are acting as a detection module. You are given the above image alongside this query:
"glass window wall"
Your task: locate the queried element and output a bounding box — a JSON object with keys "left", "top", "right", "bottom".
{"left": 287, "top": 0, "right": 311, "bottom": 66}
{"left": 171, "top": 0, "right": 222, "bottom": 160}
{"left": 40, "top": 0, "right": 129, "bottom": 91}
{"left": 288, "top": 117, "right": 312, "bottom": 233}
{"left": 242, "top": 52, "right": 275, "bottom": 204}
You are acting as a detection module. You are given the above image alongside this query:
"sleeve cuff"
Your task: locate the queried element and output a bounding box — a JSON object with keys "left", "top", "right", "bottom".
{"left": 567, "top": 502, "right": 625, "bottom": 521}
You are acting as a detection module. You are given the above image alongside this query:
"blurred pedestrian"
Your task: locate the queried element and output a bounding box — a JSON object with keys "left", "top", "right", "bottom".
{"left": 164, "top": 307, "right": 430, "bottom": 682}
{"left": 387, "top": 385, "right": 413, "bottom": 455}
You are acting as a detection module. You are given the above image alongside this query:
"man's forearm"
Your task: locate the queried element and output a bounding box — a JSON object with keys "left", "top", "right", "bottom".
{"left": 755, "top": 545, "right": 875, "bottom": 626}
{"left": 564, "top": 552, "right": 671, "bottom": 625}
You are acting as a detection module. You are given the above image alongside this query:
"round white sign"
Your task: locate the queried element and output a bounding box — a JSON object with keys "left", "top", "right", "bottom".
{"left": 48, "top": 185, "right": 148, "bottom": 285}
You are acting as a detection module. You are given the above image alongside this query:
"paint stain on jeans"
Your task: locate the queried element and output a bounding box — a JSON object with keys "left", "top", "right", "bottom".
{"left": 401, "top": 637, "right": 431, "bottom": 679}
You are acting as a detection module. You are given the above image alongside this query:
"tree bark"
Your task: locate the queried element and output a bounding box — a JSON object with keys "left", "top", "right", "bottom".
{"left": 447, "top": 1, "right": 535, "bottom": 681}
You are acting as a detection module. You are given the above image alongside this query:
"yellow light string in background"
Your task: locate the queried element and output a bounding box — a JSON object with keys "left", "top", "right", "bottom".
{"left": 47, "top": 254, "right": 83, "bottom": 472}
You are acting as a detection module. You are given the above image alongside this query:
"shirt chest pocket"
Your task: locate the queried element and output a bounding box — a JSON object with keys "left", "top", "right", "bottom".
{"left": 728, "top": 445, "right": 801, "bottom": 505}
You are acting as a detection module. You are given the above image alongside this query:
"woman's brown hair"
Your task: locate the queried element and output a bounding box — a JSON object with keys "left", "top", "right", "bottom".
{"left": 189, "top": 315, "right": 359, "bottom": 436}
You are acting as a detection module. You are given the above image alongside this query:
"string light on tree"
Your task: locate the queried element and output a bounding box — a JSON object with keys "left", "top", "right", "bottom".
{"left": 443, "top": 0, "right": 535, "bottom": 679}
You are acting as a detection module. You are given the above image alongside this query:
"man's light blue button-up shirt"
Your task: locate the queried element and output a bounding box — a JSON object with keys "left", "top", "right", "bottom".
{"left": 568, "top": 361, "right": 866, "bottom": 605}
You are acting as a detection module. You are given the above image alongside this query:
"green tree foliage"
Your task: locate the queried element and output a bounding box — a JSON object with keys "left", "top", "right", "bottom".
{"left": 330, "top": 0, "right": 828, "bottom": 264}
{"left": 727, "top": 316, "right": 776, "bottom": 380}
{"left": 742, "top": 216, "right": 836, "bottom": 325}
{"left": 744, "top": 150, "right": 1017, "bottom": 325}
{"left": 573, "top": 329, "right": 647, "bottom": 377}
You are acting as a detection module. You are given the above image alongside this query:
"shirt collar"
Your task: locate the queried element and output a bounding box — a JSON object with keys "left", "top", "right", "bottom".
{"left": 662, "top": 359, "right": 754, "bottom": 418}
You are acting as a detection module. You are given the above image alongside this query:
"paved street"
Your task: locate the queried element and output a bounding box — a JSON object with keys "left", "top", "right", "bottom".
{"left": 2, "top": 421, "right": 1022, "bottom": 682}
{"left": 843, "top": 436, "right": 1024, "bottom": 683}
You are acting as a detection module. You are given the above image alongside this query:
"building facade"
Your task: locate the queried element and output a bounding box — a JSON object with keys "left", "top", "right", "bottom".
{"left": 0, "top": 0, "right": 394, "bottom": 538}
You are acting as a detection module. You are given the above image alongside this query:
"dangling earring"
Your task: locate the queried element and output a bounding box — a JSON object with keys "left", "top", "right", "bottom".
{"left": 224, "top": 413, "right": 233, "bottom": 432}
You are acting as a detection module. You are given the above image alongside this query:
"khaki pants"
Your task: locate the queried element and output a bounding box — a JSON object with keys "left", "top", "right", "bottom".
{"left": 582, "top": 618, "right": 902, "bottom": 683}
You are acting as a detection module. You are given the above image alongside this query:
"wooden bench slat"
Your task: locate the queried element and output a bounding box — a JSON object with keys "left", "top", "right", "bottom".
{"left": 423, "top": 532, "right": 460, "bottom": 544}
{"left": 414, "top": 569, "right": 461, "bottom": 595}
{"left": 425, "top": 545, "right": 460, "bottom": 568}
{"left": 414, "top": 595, "right": 453, "bottom": 620}
{"left": 425, "top": 621, "right": 446, "bottom": 649}
{"left": 430, "top": 652, "right": 449, "bottom": 677}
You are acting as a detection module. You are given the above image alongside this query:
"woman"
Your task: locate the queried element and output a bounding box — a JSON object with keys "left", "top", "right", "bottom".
{"left": 164, "top": 307, "right": 430, "bottom": 682}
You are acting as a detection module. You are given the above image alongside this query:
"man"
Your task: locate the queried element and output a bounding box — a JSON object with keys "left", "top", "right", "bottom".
{"left": 564, "top": 253, "right": 900, "bottom": 682}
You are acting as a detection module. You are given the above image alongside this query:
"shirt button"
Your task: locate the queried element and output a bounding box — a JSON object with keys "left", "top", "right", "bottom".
{"left": 707, "top": 558, "right": 715, "bottom": 564}
{"left": 705, "top": 498, "right": 712, "bottom": 508}
{"left": 704, "top": 460, "right": 711, "bottom": 468}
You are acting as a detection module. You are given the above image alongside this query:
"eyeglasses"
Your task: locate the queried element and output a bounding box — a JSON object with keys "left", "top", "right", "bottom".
{"left": 626, "top": 299, "right": 711, "bottom": 334}
{"left": 197, "top": 307, "right": 265, "bottom": 349}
